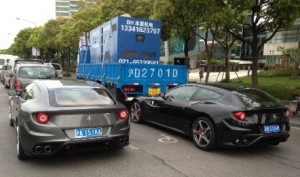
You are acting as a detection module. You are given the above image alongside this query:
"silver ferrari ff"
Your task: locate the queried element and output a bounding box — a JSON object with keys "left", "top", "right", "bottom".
{"left": 8, "top": 80, "right": 130, "bottom": 160}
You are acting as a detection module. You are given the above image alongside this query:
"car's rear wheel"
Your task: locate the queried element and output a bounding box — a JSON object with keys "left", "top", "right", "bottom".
{"left": 130, "top": 101, "right": 143, "bottom": 123}
{"left": 192, "top": 117, "right": 216, "bottom": 151}
{"left": 4, "top": 81, "right": 9, "bottom": 89}
{"left": 16, "top": 121, "right": 27, "bottom": 160}
{"left": 8, "top": 106, "right": 13, "bottom": 126}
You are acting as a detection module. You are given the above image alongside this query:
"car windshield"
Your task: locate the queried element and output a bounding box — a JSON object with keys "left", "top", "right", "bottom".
{"left": 232, "top": 88, "right": 281, "bottom": 108}
{"left": 0, "top": 59, "right": 5, "bottom": 65}
{"left": 52, "top": 88, "right": 114, "bottom": 106}
{"left": 18, "top": 66, "right": 56, "bottom": 79}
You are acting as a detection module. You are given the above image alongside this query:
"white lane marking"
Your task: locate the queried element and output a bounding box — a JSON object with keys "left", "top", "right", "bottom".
{"left": 158, "top": 134, "right": 178, "bottom": 143}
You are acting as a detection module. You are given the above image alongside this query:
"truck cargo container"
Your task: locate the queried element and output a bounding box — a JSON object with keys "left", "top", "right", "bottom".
{"left": 77, "top": 15, "right": 188, "bottom": 102}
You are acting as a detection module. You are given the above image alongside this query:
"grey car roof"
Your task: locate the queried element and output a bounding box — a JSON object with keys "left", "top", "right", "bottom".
{"left": 33, "top": 79, "right": 106, "bottom": 90}
{"left": 16, "top": 63, "right": 52, "bottom": 67}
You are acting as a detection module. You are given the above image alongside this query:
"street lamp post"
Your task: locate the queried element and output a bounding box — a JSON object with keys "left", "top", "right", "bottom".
{"left": 16, "top": 17, "right": 38, "bottom": 59}
{"left": 16, "top": 17, "right": 36, "bottom": 27}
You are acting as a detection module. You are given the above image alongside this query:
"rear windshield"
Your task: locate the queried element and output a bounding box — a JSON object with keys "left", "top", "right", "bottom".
{"left": 232, "top": 88, "right": 281, "bottom": 108}
{"left": 50, "top": 88, "right": 114, "bottom": 106}
{"left": 51, "top": 64, "right": 61, "bottom": 70}
{"left": 18, "top": 66, "right": 56, "bottom": 79}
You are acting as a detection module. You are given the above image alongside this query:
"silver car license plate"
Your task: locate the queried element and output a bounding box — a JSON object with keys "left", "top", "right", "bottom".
{"left": 75, "top": 127, "right": 102, "bottom": 138}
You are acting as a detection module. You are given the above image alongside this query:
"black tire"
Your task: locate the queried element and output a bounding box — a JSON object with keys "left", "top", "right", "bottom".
{"left": 270, "top": 140, "right": 280, "bottom": 146}
{"left": 4, "top": 82, "right": 9, "bottom": 89}
{"left": 8, "top": 106, "right": 13, "bottom": 126}
{"left": 130, "top": 101, "right": 143, "bottom": 123}
{"left": 192, "top": 117, "right": 216, "bottom": 151}
{"left": 16, "top": 122, "right": 27, "bottom": 160}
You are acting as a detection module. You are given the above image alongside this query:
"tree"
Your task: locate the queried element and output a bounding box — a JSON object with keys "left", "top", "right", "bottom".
{"left": 99, "top": 0, "right": 153, "bottom": 21}
{"left": 282, "top": 47, "right": 300, "bottom": 77}
{"left": 9, "top": 28, "right": 35, "bottom": 58}
{"left": 152, "top": 0, "right": 204, "bottom": 58}
{"left": 223, "top": 0, "right": 300, "bottom": 88}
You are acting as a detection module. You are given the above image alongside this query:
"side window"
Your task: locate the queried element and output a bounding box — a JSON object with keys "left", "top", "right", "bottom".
{"left": 193, "top": 88, "right": 222, "bottom": 100}
{"left": 21, "top": 83, "right": 35, "bottom": 100}
{"left": 165, "top": 86, "right": 199, "bottom": 100}
{"left": 31, "top": 85, "right": 41, "bottom": 98}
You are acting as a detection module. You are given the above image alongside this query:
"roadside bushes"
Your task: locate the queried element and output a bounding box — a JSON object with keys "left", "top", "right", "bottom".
{"left": 259, "top": 67, "right": 293, "bottom": 77}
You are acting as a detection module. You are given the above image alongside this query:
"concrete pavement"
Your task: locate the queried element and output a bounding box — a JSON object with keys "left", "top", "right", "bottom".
{"left": 188, "top": 69, "right": 300, "bottom": 128}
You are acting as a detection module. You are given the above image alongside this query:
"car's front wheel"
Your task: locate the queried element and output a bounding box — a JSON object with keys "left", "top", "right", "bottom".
{"left": 192, "top": 117, "right": 216, "bottom": 151}
{"left": 130, "top": 101, "right": 143, "bottom": 123}
{"left": 16, "top": 121, "right": 27, "bottom": 160}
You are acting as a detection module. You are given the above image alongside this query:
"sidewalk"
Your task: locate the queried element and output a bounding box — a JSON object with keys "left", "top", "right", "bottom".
{"left": 188, "top": 69, "right": 300, "bottom": 128}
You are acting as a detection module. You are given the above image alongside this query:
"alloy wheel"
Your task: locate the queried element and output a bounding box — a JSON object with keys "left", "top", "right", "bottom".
{"left": 192, "top": 117, "right": 216, "bottom": 150}
{"left": 130, "top": 102, "right": 142, "bottom": 123}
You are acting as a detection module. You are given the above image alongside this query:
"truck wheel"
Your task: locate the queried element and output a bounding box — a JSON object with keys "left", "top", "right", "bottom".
{"left": 130, "top": 101, "right": 143, "bottom": 123}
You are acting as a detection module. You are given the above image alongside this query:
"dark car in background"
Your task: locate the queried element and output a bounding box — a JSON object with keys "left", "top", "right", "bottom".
{"left": 130, "top": 83, "right": 290, "bottom": 150}
{"left": 8, "top": 80, "right": 130, "bottom": 160}
{"left": 10, "top": 63, "right": 57, "bottom": 93}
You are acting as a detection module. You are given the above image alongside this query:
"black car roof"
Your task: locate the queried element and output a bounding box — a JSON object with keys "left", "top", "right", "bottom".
{"left": 185, "top": 83, "right": 250, "bottom": 93}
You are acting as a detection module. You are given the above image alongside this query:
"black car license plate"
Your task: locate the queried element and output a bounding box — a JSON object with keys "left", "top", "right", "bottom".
{"left": 264, "top": 124, "right": 280, "bottom": 134}
{"left": 75, "top": 127, "right": 102, "bottom": 138}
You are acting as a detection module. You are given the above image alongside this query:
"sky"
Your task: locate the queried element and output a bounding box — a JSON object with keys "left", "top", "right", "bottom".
{"left": 0, "top": 0, "right": 55, "bottom": 49}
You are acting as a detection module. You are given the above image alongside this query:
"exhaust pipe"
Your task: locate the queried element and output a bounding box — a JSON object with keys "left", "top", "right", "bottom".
{"left": 119, "top": 139, "right": 124, "bottom": 145}
{"left": 124, "top": 138, "right": 129, "bottom": 144}
{"left": 235, "top": 139, "right": 241, "bottom": 145}
{"left": 242, "top": 138, "right": 249, "bottom": 145}
{"left": 35, "top": 146, "right": 43, "bottom": 153}
{"left": 44, "top": 146, "right": 51, "bottom": 153}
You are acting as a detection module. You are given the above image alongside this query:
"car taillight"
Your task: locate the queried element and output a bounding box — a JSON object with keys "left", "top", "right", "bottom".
{"left": 233, "top": 111, "right": 246, "bottom": 121}
{"left": 118, "top": 109, "right": 129, "bottom": 120}
{"left": 124, "top": 86, "right": 135, "bottom": 92}
{"left": 36, "top": 113, "right": 49, "bottom": 124}
{"left": 15, "top": 80, "right": 22, "bottom": 90}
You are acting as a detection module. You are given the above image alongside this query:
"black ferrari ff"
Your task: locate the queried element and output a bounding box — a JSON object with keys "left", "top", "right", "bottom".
{"left": 130, "top": 83, "right": 290, "bottom": 150}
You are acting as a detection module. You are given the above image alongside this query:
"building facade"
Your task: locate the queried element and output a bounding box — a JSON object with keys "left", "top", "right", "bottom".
{"left": 55, "top": 0, "right": 96, "bottom": 17}
{"left": 55, "top": 0, "right": 79, "bottom": 17}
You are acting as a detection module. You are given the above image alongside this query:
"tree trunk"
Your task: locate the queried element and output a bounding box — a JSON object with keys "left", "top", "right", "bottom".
{"left": 184, "top": 38, "right": 190, "bottom": 69}
{"left": 251, "top": 48, "right": 259, "bottom": 88}
{"left": 205, "top": 58, "right": 212, "bottom": 83}
{"left": 293, "top": 63, "right": 300, "bottom": 77}
{"left": 224, "top": 49, "right": 231, "bottom": 82}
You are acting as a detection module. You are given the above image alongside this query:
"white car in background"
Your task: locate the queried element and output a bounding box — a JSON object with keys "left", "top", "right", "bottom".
{"left": 45, "top": 63, "right": 63, "bottom": 78}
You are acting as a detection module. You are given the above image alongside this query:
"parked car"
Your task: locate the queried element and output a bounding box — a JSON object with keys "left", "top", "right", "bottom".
{"left": 130, "top": 83, "right": 290, "bottom": 150}
{"left": 8, "top": 79, "right": 130, "bottom": 160}
{"left": 3, "top": 58, "right": 43, "bottom": 89}
{"left": 0, "top": 68, "right": 5, "bottom": 84}
{"left": 45, "top": 63, "right": 63, "bottom": 78}
{"left": 10, "top": 63, "right": 57, "bottom": 93}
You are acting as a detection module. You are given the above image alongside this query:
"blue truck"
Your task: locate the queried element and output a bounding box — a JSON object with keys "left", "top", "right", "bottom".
{"left": 76, "top": 15, "right": 188, "bottom": 102}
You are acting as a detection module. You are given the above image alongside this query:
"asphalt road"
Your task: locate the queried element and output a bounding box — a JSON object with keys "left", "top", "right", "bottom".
{"left": 0, "top": 82, "right": 300, "bottom": 177}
